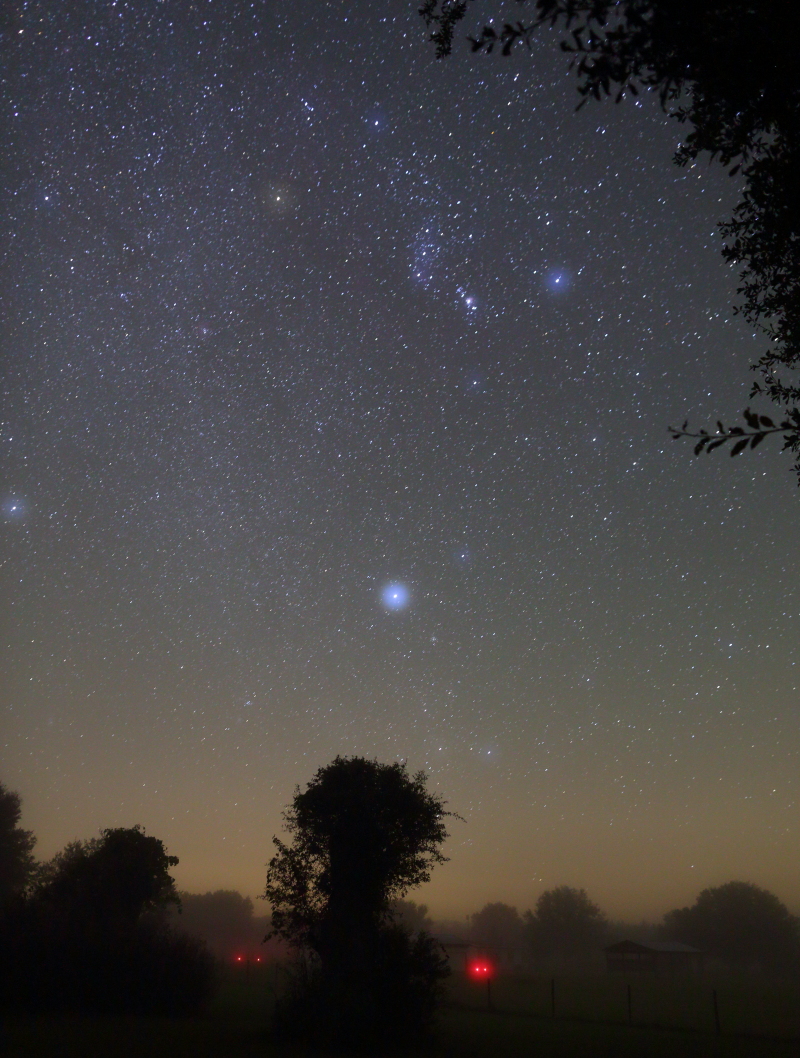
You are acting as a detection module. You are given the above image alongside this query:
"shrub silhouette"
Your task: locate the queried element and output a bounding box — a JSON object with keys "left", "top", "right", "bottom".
{"left": 274, "top": 922, "right": 448, "bottom": 1046}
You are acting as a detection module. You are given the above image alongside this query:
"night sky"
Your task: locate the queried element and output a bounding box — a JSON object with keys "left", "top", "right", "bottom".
{"left": 2, "top": 0, "right": 798, "bottom": 923}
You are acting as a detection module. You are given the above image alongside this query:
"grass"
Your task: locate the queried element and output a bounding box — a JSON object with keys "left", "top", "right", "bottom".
{"left": 439, "top": 1007, "right": 800, "bottom": 1058}
{"left": 4, "top": 965, "right": 799, "bottom": 1058}
{"left": 449, "top": 970, "right": 800, "bottom": 1039}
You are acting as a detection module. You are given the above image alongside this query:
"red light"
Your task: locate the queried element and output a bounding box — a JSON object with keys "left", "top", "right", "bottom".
{"left": 236, "top": 956, "right": 243, "bottom": 962}
{"left": 468, "top": 959, "right": 494, "bottom": 979}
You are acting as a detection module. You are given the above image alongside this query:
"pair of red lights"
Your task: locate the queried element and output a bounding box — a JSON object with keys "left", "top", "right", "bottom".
{"left": 468, "top": 960, "right": 494, "bottom": 979}
{"left": 235, "top": 955, "right": 262, "bottom": 963}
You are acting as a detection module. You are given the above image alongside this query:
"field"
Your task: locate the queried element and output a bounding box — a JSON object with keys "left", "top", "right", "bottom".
{"left": 5, "top": 966, "right": 799, "bottom": 1058}
{"left": 449, "top": 969, "right": 800, "bottom": 1039}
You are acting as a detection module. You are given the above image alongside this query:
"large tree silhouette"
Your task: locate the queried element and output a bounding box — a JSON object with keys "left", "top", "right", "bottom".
{"left": 38, "top": 825, "right": 180, "bottom": 930}
{"left": 265, "top": 756, "right": 453, "bottom": 1044}
{"left": 1, "top": 825, "right": 214, "bottom": 1015}
{"left": 421, "top": 0, "right": 800, "bottom": 480}
{"left": 662, "top": 880, "right": 800, "bottom": 973}
{"left": 0, "top": 781, "right": 37, "bottom": 906}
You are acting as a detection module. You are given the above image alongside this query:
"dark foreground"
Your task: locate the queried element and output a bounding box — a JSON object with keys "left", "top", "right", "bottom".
{"left": 4, "top": 967, "right": 799, "bottom": 1058}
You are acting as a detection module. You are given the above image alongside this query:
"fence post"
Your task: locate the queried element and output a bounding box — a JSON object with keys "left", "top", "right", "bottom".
{"left": 627, "top": 983, "right": 632, "bottom": 1025}
{"left": 712, "top": 989, "right": 721, "bottom": 1035}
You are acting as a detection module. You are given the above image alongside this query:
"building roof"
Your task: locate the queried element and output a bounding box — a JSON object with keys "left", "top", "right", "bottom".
{"left": 433, "top": 933, "right": 470, "bottom": 949}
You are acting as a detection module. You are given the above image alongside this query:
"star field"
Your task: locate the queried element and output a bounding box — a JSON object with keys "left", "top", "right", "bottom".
{"left": 1, "top": 0, "right": 798, "bottom": 920}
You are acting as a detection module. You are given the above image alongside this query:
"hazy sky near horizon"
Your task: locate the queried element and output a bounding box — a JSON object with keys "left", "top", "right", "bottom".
{"left": 2, "top": 0, "right": 798, "bottom": 923}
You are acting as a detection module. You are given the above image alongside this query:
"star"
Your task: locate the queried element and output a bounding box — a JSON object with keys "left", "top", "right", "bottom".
{"left": 544, "top": 268, "right": 572, "bottom": 292}
{"left": 2, "top": 496, "right": 26, "bottom": 520}
{"left": 381, "top": 583, "right": 410, "bottom": 611}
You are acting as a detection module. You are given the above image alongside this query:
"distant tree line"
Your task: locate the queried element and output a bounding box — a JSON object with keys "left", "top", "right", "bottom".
{"left": 467, "top": 887, "right": 614, "bottom": 966}
{"left": 3, "top": 764, "right": 799, "bottom": 1045}
{"left": 467, "top": 881, "right": 800, "bottom": 975}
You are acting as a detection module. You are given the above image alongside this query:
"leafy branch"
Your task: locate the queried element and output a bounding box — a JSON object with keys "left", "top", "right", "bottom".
{"left": 669, "top": 407, "right": 800, "bottom": 476}
{"left": 420, "top": 0, "right": 800, "bottom": 487}
{"left": 466, "top": 22, "right": 537, "bottom": 57}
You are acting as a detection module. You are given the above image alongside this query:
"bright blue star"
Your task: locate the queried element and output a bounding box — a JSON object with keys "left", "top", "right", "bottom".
{"left": 544, "top": 268, "right": 571, "bottom": 292}
{"left": 381, "top": 582, "right": 409, "bottom": 611}
{"left": 2, "top": 495, "right": 26, "bottom": 521}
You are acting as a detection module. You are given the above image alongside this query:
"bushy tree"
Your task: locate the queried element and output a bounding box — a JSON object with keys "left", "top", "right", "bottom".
{"left": 0, "top": 826, "right": 215, "bottom": 1014}
{"left": 662, "top": 881, "right": 800, "bottom": 974}
{"left": 265, "top": 756, "right": 453, "bottom": 1045}
{"left": 526, "top": 885, "right": 608, "bottom": 960}
{"left": 421, "top": 0, "right": 800, "bottom": 480}
{"left": 37, "top": 825, "right": 180, "bottom": 929}
{"left": 0, "top": 781, "right": 37, "bottom": 905}
{"left": 471, "top": 901, "right": 525, "bottom": 950}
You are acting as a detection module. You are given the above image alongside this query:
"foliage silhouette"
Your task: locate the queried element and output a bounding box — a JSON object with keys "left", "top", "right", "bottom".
{"left": 0, "top": 780, "right": 37, "bottom": 906}
{"left": 273, "top": 921, "right": 449, "bottom": 1048}
{"left": 37, "top": 825, "right": 180, "bottom": 928}
{"left": 471, "top": 901, "right": 525, "bottom": 950}
{"left": 390, "top": 897, "right": 435, "bottom": 933}
{"left": 525, "top": 885, "right": 609, "bottom": 960}
{"left": 421, "top": 0, "right": 800, "bottom": 481}
{"left": 662, "top": 880, "right": 800, "bottom": 974}
{"left": 265, "top": 756, "right": 454, "bottom": 1046}
{"left": 669, "top": 406, "right": 800, "bottom": 460}
{"left": 173, "top": 889, "right": 271, "bottom": 960}
{"left": 0, "top": 825, "right": 215, "bottom": 1015}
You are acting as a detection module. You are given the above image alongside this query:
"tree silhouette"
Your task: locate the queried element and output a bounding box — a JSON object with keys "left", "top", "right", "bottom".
{"left": 662, "top": 880, "right": 800, "bottom": 974}
{"left": 471, "top": 901, "right": 525, "bottom": 950}
{"left": 38, "top": 825, "right": 179, "bottom": 930}
{"left": 174, "top": 889, "right": 270, "bottom": 960}
{"left": 391, "top": 897, "right": 435, "bottom": 933}
{"left": 0, "top": 781, "right": 37, "bottom": 906}
{"left": 264, "top": 756, "right": 453, "bottom": 1044}
{"left": 1, "top": 825, "right": 215, "bottom": 1015}
{"left": 526, "top": 885, "right": 608, "bottom": 959}
{"left": 421, "top": 0, "right": 800, "bottom": 481}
